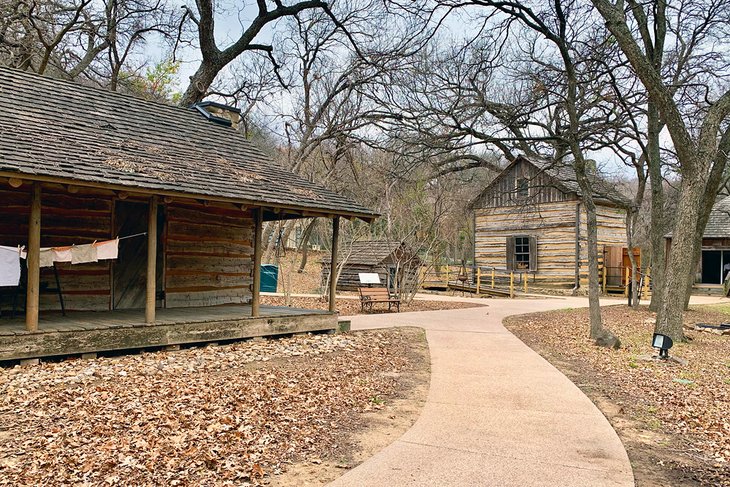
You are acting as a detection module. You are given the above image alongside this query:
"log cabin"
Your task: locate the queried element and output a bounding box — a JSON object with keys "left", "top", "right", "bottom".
{"left": 321, "top": 240, "right": 421, "bottom": 292}
{"left": 0, "top": 67, "right": 376, "bottom": 361}
{"left": 666, "top": 195, "right": 730, "bottom": 295}
{"left": 471, "top": 156, "right": 629, "bottom": 289}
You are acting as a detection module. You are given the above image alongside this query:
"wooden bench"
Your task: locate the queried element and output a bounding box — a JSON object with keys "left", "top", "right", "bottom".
{"left": 358, "top": 287, "right": 401, "bottom": 313}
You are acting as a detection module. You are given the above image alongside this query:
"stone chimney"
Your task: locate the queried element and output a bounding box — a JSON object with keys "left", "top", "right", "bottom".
{"left": 193, "top": 101, "right": 242, "bottom": 130}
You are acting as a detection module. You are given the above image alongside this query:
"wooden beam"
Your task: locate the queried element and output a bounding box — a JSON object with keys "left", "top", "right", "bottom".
{"left": 251, "top": 207, "right": 263, "bottom": 317}
{"left": 26, "top": 183, "right": 41, "bottom": 331}
{"left": 329, "top": 216, "right": 340, "bottom": 313}
{"left": 145, "top": 196, "right": 158, "bottom": 324}
{"left": 0, "top": 171, "right": 377, "bottom": 222}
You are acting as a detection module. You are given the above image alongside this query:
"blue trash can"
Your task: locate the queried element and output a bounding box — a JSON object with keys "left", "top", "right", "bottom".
{"left": 260, "top": 264, "right": 279, "bottom": 292}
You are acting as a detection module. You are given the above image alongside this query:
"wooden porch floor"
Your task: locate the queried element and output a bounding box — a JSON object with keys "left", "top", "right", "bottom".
{"left": 0, "top": 305, "right": 335, "bottom": 361}
{"left": 0, "top": 305, "right": 328, "bottom": 336}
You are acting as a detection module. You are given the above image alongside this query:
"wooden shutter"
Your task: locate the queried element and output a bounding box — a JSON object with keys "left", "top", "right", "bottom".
{"left": 529, "top": 235, "right": 538, "bottom": 271}
{"left": 506, "top": 236, "right": 515, "bottom": 270}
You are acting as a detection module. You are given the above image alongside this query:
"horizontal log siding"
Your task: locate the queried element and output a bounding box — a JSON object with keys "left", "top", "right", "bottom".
{"left": 165, "top": 202, "right": 253, "bottom": 308}
{"left": 475, "top": 201, "right": 627, "bottom": 288}
{"left": 0, "top": 185, "right": 112, "bottom": 311}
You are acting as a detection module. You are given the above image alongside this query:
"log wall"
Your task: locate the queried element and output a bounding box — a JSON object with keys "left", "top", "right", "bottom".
{"left": 164, "top": 201, "right": 253, "bottom": 308}
{"left": 0, "top": 184, "right": 113, "bottom": 311}
{"left": 474, "top": 200, "right": 626, "bottom": 288}
{"left": 0, "top": 184, "right": 255, "bottom": 313}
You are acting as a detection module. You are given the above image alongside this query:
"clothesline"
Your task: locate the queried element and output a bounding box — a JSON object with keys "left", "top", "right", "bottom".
{"left": 1, "top": 233, "right": 148, "bottom": 286}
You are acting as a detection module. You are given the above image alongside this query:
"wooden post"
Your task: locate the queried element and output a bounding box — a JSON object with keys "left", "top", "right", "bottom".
{"left": 145, "top": 196, "right": 158, "bottom": 324}
{"left": 26, "top": 183, "right": 41, "bottom": 332}
{"left": 476, "top": 267, "right": 481, "bottom": 294}
{"left": 491, "top": 269, "right": 495, "bottom": 289}
{"left": 624, "top": 267, "right": 630, "bottom": 298}
{"left": 643, "top": 267, "right": 650, "bottom": 298}
{"left": 446, "top": 265, "right": 450, "bottom": 286}
{"left": 328, "top": 217, "right": 340, "bottom": 313}
{"left": 251, "top": 207, "right": 263, "bottom": 317}
{"left": 509, "top": 271, "right": 514, "bottom": 298}
{"left": 602, "top": 263, "right": 607, "bottom": 294}
{"left": 523, "top": 272, "right": 528, "bottom": 293}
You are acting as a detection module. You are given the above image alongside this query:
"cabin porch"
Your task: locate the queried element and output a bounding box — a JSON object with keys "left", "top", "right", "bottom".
{"left": 0, "top": 304, "right": 336, "bottom": 361}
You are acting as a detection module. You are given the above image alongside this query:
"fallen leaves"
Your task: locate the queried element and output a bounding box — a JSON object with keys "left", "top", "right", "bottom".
{"left": 261, "top": 296, "right": 484, "bottom": 316}
{"left": 0, "top": 329, "right": 421, "bottom": 486}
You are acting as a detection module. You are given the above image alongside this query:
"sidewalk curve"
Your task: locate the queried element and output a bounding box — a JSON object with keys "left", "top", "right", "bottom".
{"left": 330, "top": 296, "right": 635, "bottom": 487}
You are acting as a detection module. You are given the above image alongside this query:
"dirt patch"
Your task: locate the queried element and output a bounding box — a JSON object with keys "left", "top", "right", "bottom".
{"left": 261, "top": 295, "right": 485, "bottom": 316}
{"left": 273, "top": 250, "right": 328, "bottom": 295}
{"left": 504, "top": 305, "right": 730, "bottom": 487}
{"left": 0, "top": 328, "right": 430, "bottom": 486}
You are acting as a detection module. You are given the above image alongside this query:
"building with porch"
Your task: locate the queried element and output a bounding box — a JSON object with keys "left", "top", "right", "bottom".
{"left": 0, "top": 67, "right": 376, "bottom": 361}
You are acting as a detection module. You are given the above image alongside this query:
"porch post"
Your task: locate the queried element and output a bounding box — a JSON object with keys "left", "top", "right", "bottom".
{"left": 26, "top": 182, "right": 41, "bottom": 332}
{"left": 251, "top": 207, "right": 263, "bottom": 317}
{"left": 145, "top": 196, "right": 158, "bottom": 324}
{"left": 329, "top": 216, "right": 340, "bottom": 313}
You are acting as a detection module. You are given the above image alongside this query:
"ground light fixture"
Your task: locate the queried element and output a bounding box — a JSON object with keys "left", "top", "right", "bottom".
{"left": 652, "top": 333, "right": 673, "bottom": 359}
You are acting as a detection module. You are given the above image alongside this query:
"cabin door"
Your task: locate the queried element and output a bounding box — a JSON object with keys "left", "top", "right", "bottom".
{"left": 701, "top": 250, "right": 722, "bottom": 284}
{"left": 112, "top": 200, "right": 165, "bottom": 309}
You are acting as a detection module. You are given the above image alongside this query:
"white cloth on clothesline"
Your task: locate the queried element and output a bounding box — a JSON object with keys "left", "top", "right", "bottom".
{"left": 0, "top": 246, "right": 21, "bottom": 287}
{"left": 71, "top": 244, "right": 98, "bottom": 264}
{"left": 94, "top": 239, "right": 119, "bottom": 260}
{"left": 52, "top": 246, "right": 73, "bottom": 263}
{"left": 39, "top": 248, "right": 55, "bottom": 267}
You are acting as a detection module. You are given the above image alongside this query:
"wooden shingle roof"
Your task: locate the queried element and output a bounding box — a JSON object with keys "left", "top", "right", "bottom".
{"left": 0, "top": 67, "right": 376, "bottom": 221}
{"left": 668, "top": 196, "right": 730, "bottom": 239}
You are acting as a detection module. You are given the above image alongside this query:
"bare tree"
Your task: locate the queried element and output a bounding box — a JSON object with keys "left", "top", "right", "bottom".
{"left": 178, "top": 0, "right": 365, "bottom": 106}
{"left": 591, "top": 0, "right": 730, "bottom": 341}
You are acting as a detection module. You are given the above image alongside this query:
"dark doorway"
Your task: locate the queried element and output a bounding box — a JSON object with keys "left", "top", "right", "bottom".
{"left": 701, "top": 250, "right": 722, "bottom": 284}
{"left": 113, "top": 201, "right": 164, "bottom": 309}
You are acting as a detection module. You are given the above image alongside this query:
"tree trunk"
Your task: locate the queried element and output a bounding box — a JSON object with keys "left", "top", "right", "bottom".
{"left": 656, "top": 175, "right": 705, "bottom": 341}
{"left": 647, "top": 105, "right": 666, "bottom": 311}
{"left": 297, "top": 219, "right": 317, "bottom": 273}
{"left": 583, "top": 195, "right": 619, "bottom": 347}
{"left": 179, "top": 59, "right": 220, "bottom": 106}
{"left": 626, "top": 209, "right": 640, "bottom": 308}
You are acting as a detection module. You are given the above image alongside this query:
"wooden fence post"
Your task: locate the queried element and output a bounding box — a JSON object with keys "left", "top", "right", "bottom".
{"left": 523, "top": 272, "right": 528, "bottom": 293}
{"left": 476, "top": 267, "right": 481, "bottom": 294}
{"left": 602, "top": 264, "right": 607, "bottom": 294}
{"left": 445, "top": 265, "right": 450, "bottom": 286}
{"left": 624, "top": 267, "right": 630, "bottom": 298}
{"left": 509, "top": 271, "right": 514, "bottom": 298}
{"left": 491, "top": 269, "right": 495, "bottom": 289}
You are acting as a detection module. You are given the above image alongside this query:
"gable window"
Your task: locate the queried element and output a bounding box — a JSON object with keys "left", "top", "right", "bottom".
{"left": 516, "top": 178, "right": 529, "bottom": 199}
{"left": 506, "top": 235, "right": 537, "bottom": 271}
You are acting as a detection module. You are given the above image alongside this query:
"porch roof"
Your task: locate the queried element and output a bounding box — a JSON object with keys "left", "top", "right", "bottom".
{"left": 0, "top": 67, "right": 376, "bottom": 222}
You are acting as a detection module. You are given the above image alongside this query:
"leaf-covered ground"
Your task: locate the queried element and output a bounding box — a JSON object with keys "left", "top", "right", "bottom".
{"left": 261, "top": 295, "right": 484, "bottom": 316}
{"left": 0, "top": 328, "right": 427, "bottom": 486}
{"left": 505, "top": 305, "right": 730, "bottom": 487}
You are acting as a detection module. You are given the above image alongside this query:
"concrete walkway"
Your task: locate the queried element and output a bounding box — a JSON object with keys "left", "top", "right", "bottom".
{"left": 330, "top": 296, "right": 635, "bottom": 487}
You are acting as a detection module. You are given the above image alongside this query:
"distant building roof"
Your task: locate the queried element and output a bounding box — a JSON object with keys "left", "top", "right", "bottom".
{"left": 324, "top": 240, "right": 418, "bottom": 266}
{"left": 668, "top": 196, "right": 730, "bottom": 239}
{"left": 0, "top": 67, "right": 376, "bottom": 221}
{"left": 471, "top": 155, "right": 631, "bottom": 209}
